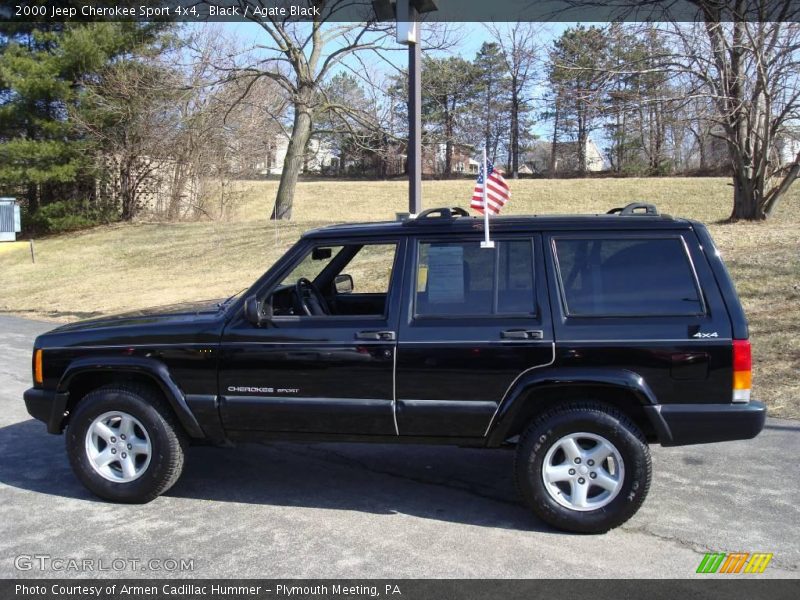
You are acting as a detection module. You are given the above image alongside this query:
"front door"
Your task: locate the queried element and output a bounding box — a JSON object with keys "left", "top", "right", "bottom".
{"left": 395, "top": 234, "right": 554, "bottom": 437}
{"left": 219, "top": 238, "right": 404, "bottom": 437}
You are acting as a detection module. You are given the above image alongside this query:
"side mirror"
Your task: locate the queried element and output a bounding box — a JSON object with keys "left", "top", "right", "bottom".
{"left": 243, "top": 295, "right": 266, "bottom": 327}
{"left": 334, "top": 274, "right": 354, "bottom": 294}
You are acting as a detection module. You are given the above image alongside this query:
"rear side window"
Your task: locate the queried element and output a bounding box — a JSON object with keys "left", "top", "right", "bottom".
{"left": 416, "top": 239, "right": 535, "bottom": 317}
{"left": 554, "top": 237, "right": 703, "bottom": 316}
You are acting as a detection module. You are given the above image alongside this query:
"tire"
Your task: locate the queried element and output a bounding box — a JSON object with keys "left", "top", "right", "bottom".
{"left": 514, "top": 402, "right": 652, "bottom": 533}
{"left": 66, "top": 383, "right": 187, "bottom": 503}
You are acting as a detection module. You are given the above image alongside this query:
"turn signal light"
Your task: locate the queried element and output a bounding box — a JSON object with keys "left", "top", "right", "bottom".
{"left": 34, "top": 349, "right": 43, "bottom": 385}
{"left": 732, "top": 339, "right": 751, "bottom": 403}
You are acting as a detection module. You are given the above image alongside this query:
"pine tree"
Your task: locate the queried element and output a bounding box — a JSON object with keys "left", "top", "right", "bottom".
{"left": 471, "top": 43, "right": 511, "bottom": 163}
{"left": 0, "top": 21, "right": 168, "bottom": 212}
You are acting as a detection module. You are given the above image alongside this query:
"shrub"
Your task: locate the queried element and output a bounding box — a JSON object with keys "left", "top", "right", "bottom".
{"left": 25, "top": 199, "right": 117, "bottom": 235}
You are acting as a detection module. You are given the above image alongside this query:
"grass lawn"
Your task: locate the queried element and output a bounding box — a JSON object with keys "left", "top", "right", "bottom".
{"left": 1, "top": 177, "right": 798, "bottom": 417}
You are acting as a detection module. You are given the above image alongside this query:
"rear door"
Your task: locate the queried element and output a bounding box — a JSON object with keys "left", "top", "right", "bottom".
{"left": 395, "top": 233, "right": 554, "bottom": 437}
{"left": 545, "top": 230, "right": 734, "bottom": 405}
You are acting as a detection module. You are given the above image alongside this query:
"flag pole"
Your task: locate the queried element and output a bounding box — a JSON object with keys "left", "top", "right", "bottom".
{"left": 480, "top": 145, "right": 494, "bottom": 249}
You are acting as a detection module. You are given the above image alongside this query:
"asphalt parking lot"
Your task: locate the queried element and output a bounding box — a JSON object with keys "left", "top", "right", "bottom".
{"left": 1, "top": 315, "right": 798, "bottom": 578}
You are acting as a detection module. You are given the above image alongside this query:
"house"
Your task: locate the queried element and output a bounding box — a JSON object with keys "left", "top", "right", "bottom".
{"left": 523, "top": 138, "right": 606, "bottom": 174}
{"left": 685, "top": 125, "right": 799, "bottom": 172}
{"left": 776, "top": 129, "right": 800, "bottom": 165}
{"left": 517, "top": 164, "right": 534, "bottom": 175}
{"left": 255, "top": 133, "right": 483, "bottom": 178}
{"left": 357, "top": 141, "right": 480, "bottom": 177}
{"left": 423, "top": 143, "right": 480, "bottom": 176}
{"left": 255, "top": 133, "right": 340, "bottom": 176}
{"left": 333, "top": 140, "right": 480, "bottom": 178}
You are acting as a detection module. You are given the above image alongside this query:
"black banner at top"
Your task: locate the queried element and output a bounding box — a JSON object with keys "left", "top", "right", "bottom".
{"left": 2, "top": 0, "right": 800, "bottom": 23}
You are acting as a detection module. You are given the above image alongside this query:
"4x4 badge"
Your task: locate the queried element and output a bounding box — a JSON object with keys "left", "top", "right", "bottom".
{"left": 692, "top": 332, "right": 719, "bottom": 338}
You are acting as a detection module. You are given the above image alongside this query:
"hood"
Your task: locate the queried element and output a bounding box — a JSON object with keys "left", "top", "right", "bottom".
{"left": 47, "top": 299, "right": 226, "bottom": 335}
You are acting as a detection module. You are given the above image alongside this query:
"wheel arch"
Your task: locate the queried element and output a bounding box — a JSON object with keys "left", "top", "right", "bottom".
{"left": 485, "top": 368, "right": 670, "bottom": 447}
{"left": 57, "top": 356, "right": 205, "bottom": 439}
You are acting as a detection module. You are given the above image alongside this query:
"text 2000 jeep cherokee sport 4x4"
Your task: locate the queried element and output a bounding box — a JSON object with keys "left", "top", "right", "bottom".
{"left": 24, "top": 203, "right": 766, "bottom": 533}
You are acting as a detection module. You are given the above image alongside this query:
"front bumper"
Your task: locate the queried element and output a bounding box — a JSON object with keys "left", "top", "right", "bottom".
{"left": 646, "top": 401, "right": 767, "bottom": 446}
{"left": 24, "top": 388, "right": 69, "bottom": 434}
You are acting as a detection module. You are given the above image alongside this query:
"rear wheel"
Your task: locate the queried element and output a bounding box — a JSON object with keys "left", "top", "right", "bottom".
{"left": 66, "top": 383, "right": 187, "bottom": 503}
{"left": 515, "top": 402, "right": 652, "bottom": 533}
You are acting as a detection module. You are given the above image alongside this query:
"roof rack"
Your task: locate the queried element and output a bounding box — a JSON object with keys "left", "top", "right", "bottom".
{"left": 404, "top": 206, "right": 469, "bottom": 224}
{"left": 607, "top": 202, "right": 660, "bottom": 216}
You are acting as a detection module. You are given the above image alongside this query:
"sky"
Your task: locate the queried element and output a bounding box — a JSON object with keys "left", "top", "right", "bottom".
{"left": 222, "top": 20, "right": 578, "bottom": 68}
{"left": 216, "top": 21, "right": 598, "bottom": 141}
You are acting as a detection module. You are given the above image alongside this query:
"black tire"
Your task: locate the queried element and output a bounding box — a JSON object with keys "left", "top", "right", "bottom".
{"left": 66, "top": 383, "right": 187, "bottom": 503}
{"left": 514, "top": 402, "right": 652, "bottom": 534}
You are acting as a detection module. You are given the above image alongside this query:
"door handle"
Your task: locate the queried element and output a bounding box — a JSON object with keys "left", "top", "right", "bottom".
{"left": 356, "top": 330, "right": 396, "bottom": 341}
{"left": 501, "top": 329, "right": 544, "bottom": 340}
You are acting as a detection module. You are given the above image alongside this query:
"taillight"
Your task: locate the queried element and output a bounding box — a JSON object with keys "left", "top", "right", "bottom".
{"left": 732, "top": 339, "right": 751, "bottom": 402}
{"left": 34, "top": 349, "right": 43, "bottom": 386}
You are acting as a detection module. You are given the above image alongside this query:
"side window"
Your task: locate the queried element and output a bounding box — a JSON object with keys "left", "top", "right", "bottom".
{"left": 280, "top": 245, "right": 343, "bottom": 287}
{"left": 554, "top": 237, "right": 703, "bottom": 316}
{"left": 498, "top": 240, "right": 535, "bottom": 313}
{"left": 340, "top": 243, "right": 397, "bottom": 294}
{"left": 416, "top": 239, "right": 535, "bottom": 317}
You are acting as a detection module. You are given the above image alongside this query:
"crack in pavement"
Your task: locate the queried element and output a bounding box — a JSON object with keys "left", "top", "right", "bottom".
{"left": 619, "top": 524, "right": 799, "bottom": 572}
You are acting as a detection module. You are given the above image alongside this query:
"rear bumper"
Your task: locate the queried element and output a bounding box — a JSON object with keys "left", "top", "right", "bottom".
{"left": 646, "top": 401, "right": 766, "bottom": 446}
{"left": 24, "top": 387, "right": 69, "bottom": 434}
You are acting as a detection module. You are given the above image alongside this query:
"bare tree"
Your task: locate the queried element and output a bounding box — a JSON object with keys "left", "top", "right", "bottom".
{"left": 75, "top": 61, "right": 181, "bottom": 220}
{"left": 203, "top": 1, "right": 390, "bottom": 219}
{"left": 668, "top": 5, "right": 800, "bottom": 219}
{"left": 178, "top": 28, "right": 290, "bottom": 219}
{"left": 487, "top": 23, "right": 540, "bottom": 178}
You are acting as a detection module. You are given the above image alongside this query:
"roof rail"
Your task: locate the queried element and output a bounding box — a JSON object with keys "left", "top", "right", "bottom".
{"left": 607, "top": 202, "right": 660, "bottom": 216}
{"left": 405, "top": 206, "right": 469, "bottom": 224}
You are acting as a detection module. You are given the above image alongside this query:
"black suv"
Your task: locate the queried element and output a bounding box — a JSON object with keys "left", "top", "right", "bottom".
{"left": 24, "top": 204, "right": 766, "bottom": 533}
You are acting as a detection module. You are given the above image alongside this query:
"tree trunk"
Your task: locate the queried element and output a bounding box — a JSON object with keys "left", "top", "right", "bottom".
{"left": 444, "top": 103, "right": 453, "bottom": 177}
{"left": 549, "top": 99, "right": 560, "bottom": 177}
{"left": 729, "top": 170, "right": 766, "bottom": 221}
{"left": 510, "top": 76, "right": 519, "bottom": 179}
{"left": 120, "top": 160, "right": 134, "bottom": 221}
{"left": 577, "top": 110, "right": 587, "bottom": 175}
{"left": 764, "top": 152, "right": 800, "bottom": 217}
{"left": 698, "top": 135, "right": 707, "bottom": 171}
{"left": 272, "top": 103, "right": 313, "bottom": 220}
{"left": 27, "top": 183, "right": 39, "bottom": 213}
{"left": 484, "top": 80, "right": 492, "bottom": 158}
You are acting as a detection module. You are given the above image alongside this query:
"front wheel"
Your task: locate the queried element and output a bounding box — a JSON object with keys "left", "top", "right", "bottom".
{"left": 515, "top": 402, "right": 652, "bottom": 533}
{"left": 66, "top": 384, "right": 187, "bottom": 503}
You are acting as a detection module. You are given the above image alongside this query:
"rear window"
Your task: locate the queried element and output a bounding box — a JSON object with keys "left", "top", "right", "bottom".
{"left": 554, "top": 237, "right": 703, "bottom": 316}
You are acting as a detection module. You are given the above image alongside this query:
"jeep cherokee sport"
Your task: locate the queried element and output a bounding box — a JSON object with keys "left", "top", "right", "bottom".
{"left": 23, "top": 203, "right": 766, "bottom": 533}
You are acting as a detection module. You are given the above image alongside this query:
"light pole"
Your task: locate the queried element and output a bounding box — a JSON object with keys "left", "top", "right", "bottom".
{"left": 373, "top": 0, "right": 438, "bottom": 215}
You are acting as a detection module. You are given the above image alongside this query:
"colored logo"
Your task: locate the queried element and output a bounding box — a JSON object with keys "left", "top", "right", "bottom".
{"left": 696, "top": 552, "right": 773, "bottom": 574}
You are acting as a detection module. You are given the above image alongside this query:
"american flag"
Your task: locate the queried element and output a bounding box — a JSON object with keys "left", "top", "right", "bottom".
{"left": 470, "top": 160, "right": 510, "bottom": 215}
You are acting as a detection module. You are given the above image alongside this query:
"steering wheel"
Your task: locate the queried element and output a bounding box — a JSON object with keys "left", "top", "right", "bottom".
{"left": 295, "top": 278, "right": 330, "bottom": 316}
